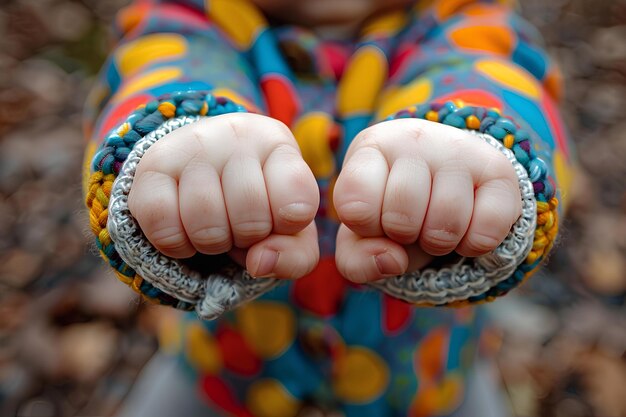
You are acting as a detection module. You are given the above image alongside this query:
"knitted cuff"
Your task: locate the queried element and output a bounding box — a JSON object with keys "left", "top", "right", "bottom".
{"left": 369, "top": 101, "right": 559, "bottom": 306}
{"left": 85, "top": 91, "right": 279, "bottom": 320}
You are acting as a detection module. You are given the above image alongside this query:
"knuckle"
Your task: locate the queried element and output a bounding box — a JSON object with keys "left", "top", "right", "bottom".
{"left": 150, "top": 227, "right": 189, "bottom": 251}
{"left": 336, "top": 201, "right": 378, "bottom": 227}
{"left": 232, "top": 220, "right": 272, "bottom": 240}
{"left": 189, "top": 226, "right": 232, "bottom": 252}
{"left": 421, "top": 228, "right": 462, "bottom": 251}
{"left": 382, "top": 211, "right": 420, "bottom": 242}
{"left": 464, "top": 232, "right": 502, "bottom": 254}
{"left": 278, "top": 202, "right": 317, "bottom": 225}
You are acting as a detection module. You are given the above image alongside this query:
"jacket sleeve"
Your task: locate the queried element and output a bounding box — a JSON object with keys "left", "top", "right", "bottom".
{"left": 83, "top": 0, "right": 276, "bottom": 319}
{"left": 369, "top": 0, "right": 574, "bottom": 305}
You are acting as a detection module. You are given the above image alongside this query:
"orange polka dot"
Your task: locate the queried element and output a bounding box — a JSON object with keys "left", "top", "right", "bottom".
{"left": 449, "top": 25, "right": 515, "bottom": 55}
{"left": 434, "top": 0, "right": 477, "bottom": 20}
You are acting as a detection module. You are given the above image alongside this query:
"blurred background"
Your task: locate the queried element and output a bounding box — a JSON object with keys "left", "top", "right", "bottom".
{"left": 0, "top": 0, "right": 624, "bottom": 416}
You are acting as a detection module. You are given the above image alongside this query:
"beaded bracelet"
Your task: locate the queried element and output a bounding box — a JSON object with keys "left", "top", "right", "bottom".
{"left": 373, "top": 101, "right": 559, "bottom": 305}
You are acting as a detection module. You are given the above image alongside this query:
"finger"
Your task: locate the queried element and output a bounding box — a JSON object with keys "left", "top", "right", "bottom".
{"left": 419, "top": 166, "right": 474, "bottom": 256}
{"left": 335, "top": 223, "right": 408, "bottom": 284}
{"left": 245, "top": 221, "right": 319, "bottom": 279}
{"left": 128, "top": 170, "right": 196, "bottom": 258}
{"left": 179, "top": 159, "right": 232, "bottom": 254}
{"left": 222, "top": 154, "right": 273, "bottom": 249}
{"left": 457, "top": 177, "right": 522, "bottom": 257}
{"left": 263, "top": 144, "right": 319, "bottom": 235}
{"left": 381, "top": 157, "right": 431, "bottom": 244}
{"left": 333, "top": 146, "right": 389, "bottom": 237}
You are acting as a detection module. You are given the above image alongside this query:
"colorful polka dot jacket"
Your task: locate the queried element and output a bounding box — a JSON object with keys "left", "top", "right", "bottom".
{"left": 84, "top": 0, "right": 573, "bottom": 415}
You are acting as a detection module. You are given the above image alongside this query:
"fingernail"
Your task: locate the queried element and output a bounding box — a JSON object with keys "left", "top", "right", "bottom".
{"left": 254, "top": 249, "right": 278, "bottom": 278}
{"left": 375, "top": 252, "right": 404, "bottom": 276}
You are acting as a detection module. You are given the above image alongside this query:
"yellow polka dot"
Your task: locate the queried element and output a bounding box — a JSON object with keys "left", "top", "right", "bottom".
{"left": 207, "top": 0, "right": 266, "bottom": 49}
{"left": 475, "top": 59, "right": 541, "bottom": 99}
{"left": 236, "top": 302, "right": 296, "bottom": 359}
{"left": 246, "top": 379, "right": 300, "bottom": 417}
{"left": 333, "top": 347, "right": 389, "bottom": 403}
{"left": 375, "top": 78, "right": 432, "bottom": 120}
{"left": 115, "top": 67, "right": 182, "bottom": 101}
{"left": 337, "top": 45, "right": 387, "bottom": 116}
{"left": 362, "top": 10, "right": 407, "bottom": 37}
{"left": 157, "top": 310, "right": 183, "bottom": 355}
{"left": 292, "top": 113, "right": 336, "bottom": 179}
{"left": 116, "top": 34, "right": 187, "bottom": 78}
{"left": 553, "top": 150, "right": 573, "bottom": 209}
{"left": 184, "top": 322, "right": 223, "bottom": 374}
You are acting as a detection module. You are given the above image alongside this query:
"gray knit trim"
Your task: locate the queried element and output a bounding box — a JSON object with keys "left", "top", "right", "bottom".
{"left": 368, "top": 130, "right": 537, "bottom": 304}
{"left": 107, "top": 116, "right": 281, "bottom": 320}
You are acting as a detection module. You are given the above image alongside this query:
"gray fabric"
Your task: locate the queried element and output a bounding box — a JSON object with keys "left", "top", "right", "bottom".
{"left": 115, "top": 354, "right": 511, "bottom": 417}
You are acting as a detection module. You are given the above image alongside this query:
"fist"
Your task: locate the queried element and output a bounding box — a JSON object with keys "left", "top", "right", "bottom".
{"left": 128, "top": 113, "right": 320, "bottom": 279}
{"left": 333, "top": 118, "right": 522, "bottom": 283}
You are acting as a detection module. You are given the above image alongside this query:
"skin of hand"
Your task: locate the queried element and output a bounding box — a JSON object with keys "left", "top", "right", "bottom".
{"left": 127, "top": 113, "right": 320, "bottom": 279}
{"left": 333, "top": 118, "right": 523, "bottom": 284}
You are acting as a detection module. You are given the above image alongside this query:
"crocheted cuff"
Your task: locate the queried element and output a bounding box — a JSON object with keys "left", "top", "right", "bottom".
{"left": 369, "top": 101, "right": 560, "bottom": 306}
{"left": 86, "top": 91, "right": 279, "bottom": 320}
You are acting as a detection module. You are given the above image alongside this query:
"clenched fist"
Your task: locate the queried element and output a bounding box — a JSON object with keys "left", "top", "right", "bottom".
{"left": 128, "top": 113, "right": 320, "bottom": 279}
{"left": 333, "top": 118, "right": 522, "bottom": 283}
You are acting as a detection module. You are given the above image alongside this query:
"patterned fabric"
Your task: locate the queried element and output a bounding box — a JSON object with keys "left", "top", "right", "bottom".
{"left": 83, "top": 0, "right": 573, "bottom": 415}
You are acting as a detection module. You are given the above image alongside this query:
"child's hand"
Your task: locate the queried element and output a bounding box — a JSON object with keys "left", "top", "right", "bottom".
{"left": 127, "top": 113, "right": 320, "bottom": 279}
{"left": 333, "top": 119, "right": 522, "bottom": 283}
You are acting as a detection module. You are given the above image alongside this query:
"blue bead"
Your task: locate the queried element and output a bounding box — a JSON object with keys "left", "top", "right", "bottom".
{"left": 444, "top": 114, "right": 466, "bottom": 129}
{"left": 479, "top": 117, "right": 495, "bottom": 133}
{"left": 495, "top": 118, "right": 517, "bottom": 134}
{"left": 455, "top": 106, "right": 474, "bottom": 118}
{"left": 488, "top": 126, "right": 507, "bottom": 139}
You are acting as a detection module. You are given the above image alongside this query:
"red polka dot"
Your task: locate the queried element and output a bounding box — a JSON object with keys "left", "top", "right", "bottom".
{"left": 293, "top": 258, "right": 347, "bottom": 317}
{"left": 261, "top": 74, "right": 299, "bottom": 126}
{"left": 382, "top": 294, "right": 413, "bottom": 335}
{"left": 216, "top": 326, "right": 262, "bottom": 376}
{"left": 200, "top": 375, "right": 254, "bottom": 417}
